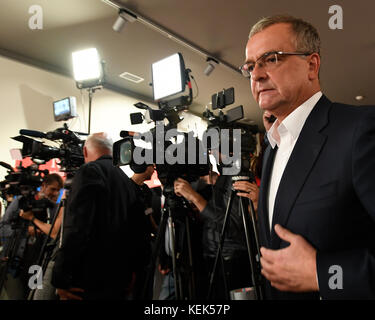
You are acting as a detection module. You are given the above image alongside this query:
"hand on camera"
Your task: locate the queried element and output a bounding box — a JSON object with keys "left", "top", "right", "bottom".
{"left": 174, "top": 178, "right": 208, "bottom": 212}
{"left": 174, "top": 178, "right": 196, "bottom": 201}
{"left": 19, "top": 209, "right": 34, "bottom": 221}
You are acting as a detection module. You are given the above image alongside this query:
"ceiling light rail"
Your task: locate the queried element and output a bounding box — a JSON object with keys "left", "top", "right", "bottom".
{"left": 101, "top": 0, "right": 241, "bottom": 76}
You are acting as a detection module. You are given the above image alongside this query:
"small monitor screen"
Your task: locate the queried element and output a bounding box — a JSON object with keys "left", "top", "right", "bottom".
{"left": 53, "top": 97, "right": 76, "bottom": 121}
{"left": 54, "top": 98, "right": 70, "bottom": 117}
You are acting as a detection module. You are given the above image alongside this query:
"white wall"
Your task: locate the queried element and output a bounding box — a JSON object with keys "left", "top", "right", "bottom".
{"left": 0, "top": 55, "right": 158, "bottom": 180}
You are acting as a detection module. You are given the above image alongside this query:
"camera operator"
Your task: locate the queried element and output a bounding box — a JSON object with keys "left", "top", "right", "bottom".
{"left": 174, "top": 163, "right": 259, "bottom": 299}
{"left": 18, "top": 190, "right": 66, "bottom": 300}
{"left": 0, "top": 173, "right": 63, "bottom": 300}
{"left": 129, "top": 163, "right": 155, "bottom": 299}
{"left": 157, "top": 173, "right": 210, "bottom": 300}
{"left": 51, "top": 132, "right": 148, "bottom": 300}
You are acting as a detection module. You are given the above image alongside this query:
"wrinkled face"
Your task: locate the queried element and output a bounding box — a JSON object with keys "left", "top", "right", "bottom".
{"left": 40, "top": 181, "right": 61, "bottom": 203}
{"left": 245, "top": 23, "right": 313, "bottom": 115}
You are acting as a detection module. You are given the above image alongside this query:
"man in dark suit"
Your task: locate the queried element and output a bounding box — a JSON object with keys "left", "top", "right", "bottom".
{"left": 240, "top": 15, "right": 375, "bottom": 299}
{"left": 52, "top": 133, "right": 146, "bottom": 300}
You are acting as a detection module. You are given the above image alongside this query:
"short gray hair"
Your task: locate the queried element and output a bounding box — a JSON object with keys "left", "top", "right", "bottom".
{"left": 85, "top": 132, "right": 113, "bottom": 154}
{"left": 249, "top": 15, "right": 321, "bottom": 56}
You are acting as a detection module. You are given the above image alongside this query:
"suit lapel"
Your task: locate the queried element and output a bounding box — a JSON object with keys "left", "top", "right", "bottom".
{"left": 258, "top": 143, "right": 277, "bottom": 247}
{"left": 270, "top": 95, "right": 332, "bottom": 248}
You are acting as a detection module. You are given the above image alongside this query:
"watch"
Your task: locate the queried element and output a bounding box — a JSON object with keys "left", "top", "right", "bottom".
{"left": 31, "top": 216, "right": 36, "bottom": 224}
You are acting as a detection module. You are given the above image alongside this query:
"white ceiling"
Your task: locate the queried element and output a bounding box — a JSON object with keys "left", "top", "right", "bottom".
{"left": 0, "top": 0, "right": 374, "bottom": 131}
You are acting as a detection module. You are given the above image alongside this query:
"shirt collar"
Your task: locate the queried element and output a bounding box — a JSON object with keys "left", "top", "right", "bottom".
{"left": 267, "top": 91, "right": 322, "bottom": 148}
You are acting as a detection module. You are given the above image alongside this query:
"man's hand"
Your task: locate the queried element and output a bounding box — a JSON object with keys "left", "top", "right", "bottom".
{"left": 27, "top": 225, "right": 41, "bottom": 237}
{"left": 174, "top": 178, "right": 207, "bottom": 212}
{"left": 260, "top": 224, "right": 318, "bottom": 292}
{"left": 174, "top": 178, "right": 196, "bottom": 201}
{"left": 158, "top": 264, "right": 170, "bottom": 276}
{"left": 233, "top": 180, "right": 259, "bottom": 202}
{"left": 19, "top": 209, "right": 34, "bottom": 221}
{"left": 56, "top": 288, "right": 84, "bottom": 300}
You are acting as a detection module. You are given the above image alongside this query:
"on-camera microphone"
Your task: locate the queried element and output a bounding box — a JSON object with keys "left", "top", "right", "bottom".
{"left": 0, "top": 161, "right": 14, "bottom": 172}
{"left": 19, "top": 129, "right": 46, "bottom": 139}
{"left": 46, "top": 131, "right": 67, "bottom": 141}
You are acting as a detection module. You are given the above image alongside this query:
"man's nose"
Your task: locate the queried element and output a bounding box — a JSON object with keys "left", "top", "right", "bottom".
{"left": 251, "top": 63, "right": 268, "bottom": 82}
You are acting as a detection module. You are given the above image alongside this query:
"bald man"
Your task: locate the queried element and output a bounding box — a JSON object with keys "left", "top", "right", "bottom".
{"left": 52, "top": 133, "right": 145, "bottom": 300}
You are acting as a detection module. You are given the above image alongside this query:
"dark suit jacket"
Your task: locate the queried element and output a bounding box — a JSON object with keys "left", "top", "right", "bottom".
{"left": 52, "top": 155, "right": 148, "bottom": 297}
{"left": 258, "top": 95, "right": 375, "bottom": 300}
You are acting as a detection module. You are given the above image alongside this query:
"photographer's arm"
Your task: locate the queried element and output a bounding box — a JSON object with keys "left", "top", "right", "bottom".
{"left": 174, "top": 178, "right": 207, "bottom": 212}
{"left": 19, "top": 207, "right": 63, "bottom": 239}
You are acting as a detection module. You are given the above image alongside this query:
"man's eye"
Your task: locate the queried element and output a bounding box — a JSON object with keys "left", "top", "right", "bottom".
{"left": 248, "top": 64, "right": 255, "bottom": 72}
{"left": 265, "top": 56, "right": 277, "bottom": 64}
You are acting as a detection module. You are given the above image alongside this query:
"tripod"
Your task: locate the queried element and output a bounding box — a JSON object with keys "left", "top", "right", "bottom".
{"left": 142, "top": 191, "right": 196, "bottom": 300}
{"left": 0, "top": 219, "right": 28, "bottom": 296}
{"left": 27, "top": 199, "right": 65, "bottom": 300}
{"left": 207, "top": 176, "right": 263, "bottom": 300}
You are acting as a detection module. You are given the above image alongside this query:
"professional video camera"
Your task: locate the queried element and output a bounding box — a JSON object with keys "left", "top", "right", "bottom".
{"left": 202, "top": 87, "right": 258, "bottom": 178}
{"left": 12, "top": 123, "right": 84, "bottom": 175}
{"left": 0, "top": 161, "right": 53, "bottom": 227}
{"left": 113, "top": 52, "right": 209, "bottom": 200}
{"left": 113, "top": 53, "right": 211, "bottom": 300}
{"left": 115, "top": 130, "right": 209, "bottom": 209}
{"left": 0, "top": 161, "right": 18, "bottom": 202}
{"left": 202, "top": 88, "right": 265, "bottom": 300}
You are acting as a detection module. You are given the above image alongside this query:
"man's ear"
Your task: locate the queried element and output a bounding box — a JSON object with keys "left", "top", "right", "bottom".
{"left": 83, "top": 146, "right": 88, "bottom": 159}
{"left": 40, "top": 182, "right": 46, "bottom": 193}
{"left": 308, "top": 53, "right": 320, "bottom": 81}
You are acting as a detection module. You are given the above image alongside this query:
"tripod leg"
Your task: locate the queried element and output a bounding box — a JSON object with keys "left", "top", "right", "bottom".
{"left": 27, "top": 200, "right": 64, "bottom": 301}
{"left": 167, "top": 212, "right": 180, "bottom": 300}
{"left": 239, "top": 197, "right": 263, "bottom": 300}
{"left": 0, "top": 223, "right": 28, "bottom": 295}
{"left": 184, "top": 215, "right": 195, "bottom": 300}
{"left": 247, "top": 198, "right": 263, "bottom": 300}
{"left": 141, "top": 206, "right": 168, "bottom": 300}
{"left": 207, "top": 190, "right": 236, "bottom": 300}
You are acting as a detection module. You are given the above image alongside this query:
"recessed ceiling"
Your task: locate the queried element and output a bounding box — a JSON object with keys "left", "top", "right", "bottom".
{"left": 0, "top": 0, "right": 374, "bottom": 131}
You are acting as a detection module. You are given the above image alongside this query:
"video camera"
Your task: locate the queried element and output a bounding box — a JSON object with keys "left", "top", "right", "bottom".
{"left": 0, "top": 162, "right": 54, "bottom": 227}
{"left": 113, "top": 53, "right": 209, "bottom": 206}
{"left": 203, "top": 87, "right": 258, "bottom": 178}
{"left": 12, "top": 123, "right": 85, "bottom": 174}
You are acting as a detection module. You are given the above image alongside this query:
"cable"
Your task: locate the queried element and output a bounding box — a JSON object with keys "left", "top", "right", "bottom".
{"left": 190, "top": 74, "right": 199, "bottom": 99}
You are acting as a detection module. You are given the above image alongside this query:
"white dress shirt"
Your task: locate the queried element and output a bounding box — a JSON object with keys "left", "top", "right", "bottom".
{"left": 267, "top": 91, "right": 323, "bottom": 230}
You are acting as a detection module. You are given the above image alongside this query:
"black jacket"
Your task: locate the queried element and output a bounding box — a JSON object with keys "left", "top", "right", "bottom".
{"left": 200, "top": 175, "right": 250, "bottom": 258}
{"left": 258, "top": 95, "right": 375, "bottom": 299}
{"left": 52, "top": 156, "right": 147, "bottom": 294}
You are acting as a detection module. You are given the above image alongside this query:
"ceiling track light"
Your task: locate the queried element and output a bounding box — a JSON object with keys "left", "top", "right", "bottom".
{"left": 113, "top": 8, "right": 137, "bottom": 32}
{"left": 204, "top": 57, "right": 219, "bottom": 76}
{"left": 101, "top": 0, "right": 240, "bottom": 75}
